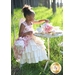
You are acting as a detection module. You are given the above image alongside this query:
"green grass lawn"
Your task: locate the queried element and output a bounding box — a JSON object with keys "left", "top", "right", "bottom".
{"left": 11, "top": 7, "right": 63, "bottom": 75}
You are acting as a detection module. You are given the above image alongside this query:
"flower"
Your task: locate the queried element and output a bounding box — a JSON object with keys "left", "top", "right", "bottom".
{"left": 36, "top": 23, "right": 54, "bottom": 33}
{"left": 44, "top": 23, "right": 53, "bottom": 33}
{"left": 13, "top": 36, "right": 31, "bottom": 60}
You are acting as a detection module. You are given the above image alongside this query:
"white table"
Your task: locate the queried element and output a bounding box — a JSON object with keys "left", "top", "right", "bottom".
{"left": 34, "top": 32, "right": 63, "bottom": 71}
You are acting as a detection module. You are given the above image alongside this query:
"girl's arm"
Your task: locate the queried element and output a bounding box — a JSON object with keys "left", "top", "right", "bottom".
{"left": 33, "top": 19, "right": 49, "bottom": 24}
{"left": 19, "top": 23, "right": 33, "bottom": 37}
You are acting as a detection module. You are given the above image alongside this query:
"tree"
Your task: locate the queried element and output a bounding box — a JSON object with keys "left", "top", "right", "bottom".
{"left": 30, "top": 0, "right": 33, "bottom": 6}
{"left": 19, "top": 0, "right": 23, "bottom": 8}
{"left": 48, "top": 0, "right": 50, "bottom": 9}
{"left": 60, "top": 0, "right": 63, "bottom": 7}
{"left": 52, "top": 0, "right": 56, "bottom": 14}
{"left": 51, "top": 0, "right": 53, "bottom": 8}
{"left": 44, "top": 0, "right": 48, "bottom": 7}
{"left": 11, "top": 0, "right": 14, "bottom": 15}
{"left": 57, "top": 0, "right": 59, "bottom": 7}
{"left": 22, "top": 0, "right": 25, "bottom": 6}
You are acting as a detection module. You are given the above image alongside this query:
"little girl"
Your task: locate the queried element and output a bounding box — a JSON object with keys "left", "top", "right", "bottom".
{"left": 13, "top": 4, "right": 49, "bottom": 65}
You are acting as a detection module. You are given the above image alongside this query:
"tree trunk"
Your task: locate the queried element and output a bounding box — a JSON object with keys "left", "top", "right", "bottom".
{"left": 15, "top": 0, "right": 19, "bottom": 8}
{"left": 27, "top": 0, "right": 30, "bottom": 5}
{"left": 57, "top": 0, "right": 59, "bottom": 7}
{"left": 22, "top": 0, "right": 26, "bottom": 6}
{"left": 17, "top": 0, "right": 19, "bottom": 7}
{"left": 44, "top": 0, "right": 47, "bottom": 7}
{"left": 19, "top": 0, "right": 23, "bottom": 8}
{"left": 36, "top": 0, "right": 39, "bottom": 7}
{"left": 51, "top": 0, "right": 53, "bottom": 8}
{"left": 13, "top": 0, "right": 17, "bottom": 8}
{"left": 48, "top": 0, "right": 50, "bottom": 9}
{"left": 33, "top": 0, "right": 38, "bottom": 7}
{"left": 52, "top": 0, "right": 56, "bottom": 14}
{"left": 30, "top": 0, "right": 33, "bottom": 6}
{"left": 11, "top": 0, "right": 14, "bottom": 15}
{"left": 60, "top": 0, "right": 63, "bottom": 7}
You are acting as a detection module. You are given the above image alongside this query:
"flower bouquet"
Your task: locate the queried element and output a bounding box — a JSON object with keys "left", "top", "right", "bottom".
{"left": 36, "top": 23, "right": 63, "bottom": 35}
{"left": 36, "top": 23, "right": 54, "bottom": 34}
{"left": 41, "top": 23, "right": 54, "bottom": 33}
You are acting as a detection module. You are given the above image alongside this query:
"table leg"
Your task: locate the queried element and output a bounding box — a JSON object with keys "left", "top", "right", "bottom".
{"left": 44, "top": 61, "right": 49, "bottom": 71}
{"left": 44, "top": 38, "right": 50, "bottom": 70}
{"left": 48, "top": 38, "right": 50, "bottom": 60}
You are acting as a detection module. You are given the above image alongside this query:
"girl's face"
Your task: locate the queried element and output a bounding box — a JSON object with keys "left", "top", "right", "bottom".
{"left": 26, "top": 13, "right": 35, "bottom": 22}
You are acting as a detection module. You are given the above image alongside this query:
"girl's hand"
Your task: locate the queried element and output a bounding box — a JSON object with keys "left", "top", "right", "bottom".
{"left": 45, "top": 19, "right": 50, "bottom": 23}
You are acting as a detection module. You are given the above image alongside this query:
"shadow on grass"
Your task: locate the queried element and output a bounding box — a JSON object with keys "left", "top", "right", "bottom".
{"left": 47, "top": 13, "right": 57, "bottom": 21}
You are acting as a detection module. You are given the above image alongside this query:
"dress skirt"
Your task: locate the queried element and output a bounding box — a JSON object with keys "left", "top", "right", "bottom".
{"left": 13, "top": 35, "right": 48, "bottom": 64}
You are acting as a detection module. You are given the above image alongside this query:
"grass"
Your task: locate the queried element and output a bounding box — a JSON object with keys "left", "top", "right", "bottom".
{"left": 11, "top": 7, "right": 63, "bottom": 75}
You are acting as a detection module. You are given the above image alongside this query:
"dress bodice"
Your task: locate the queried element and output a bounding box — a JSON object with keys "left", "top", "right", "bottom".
{"left": 22, "top": 21, "right": 34, "bottom": 33}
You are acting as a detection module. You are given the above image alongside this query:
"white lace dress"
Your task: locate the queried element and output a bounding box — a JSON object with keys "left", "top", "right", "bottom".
{"left": 13, "top": 21, "right": 48, "bottom": 64}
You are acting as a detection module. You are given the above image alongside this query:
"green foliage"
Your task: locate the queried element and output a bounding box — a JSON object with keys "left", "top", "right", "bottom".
{"left": 11, "top": 7, "right": 63, "bottom": 75}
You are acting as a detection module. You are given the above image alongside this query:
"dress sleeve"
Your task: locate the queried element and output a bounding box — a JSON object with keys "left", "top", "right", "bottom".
{"left": 19, "top": 18, "right": 25, "bottom": 28}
